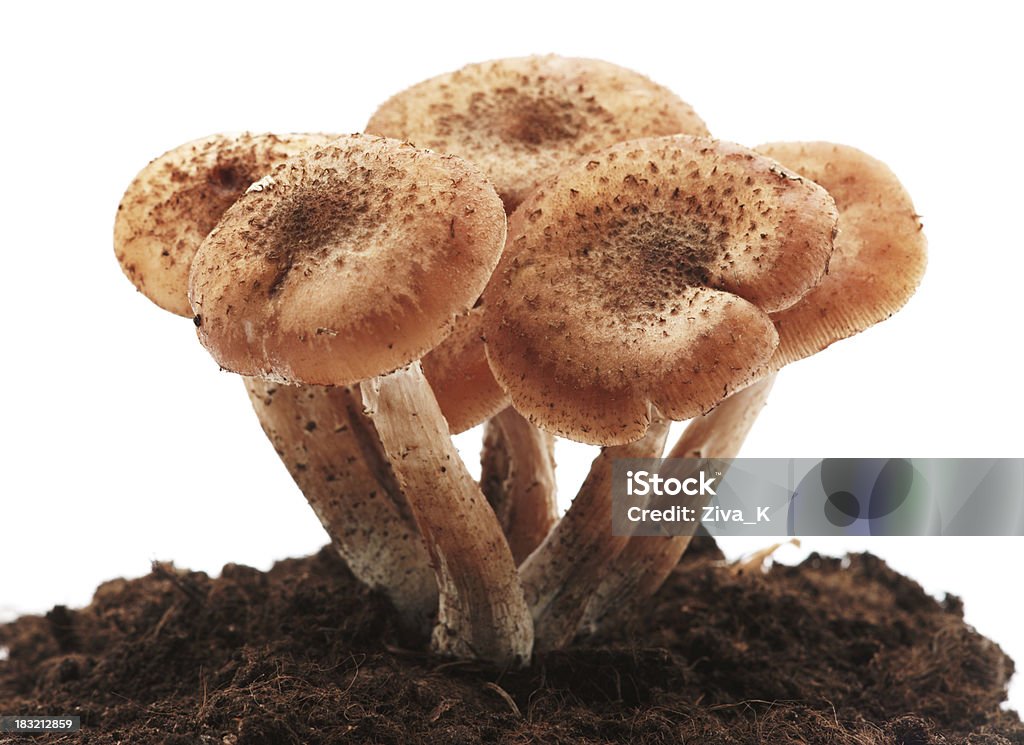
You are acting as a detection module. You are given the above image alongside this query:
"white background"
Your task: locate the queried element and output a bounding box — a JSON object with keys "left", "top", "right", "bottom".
{"left": 2, "top": 0, "right": 1022, "bottom": 714}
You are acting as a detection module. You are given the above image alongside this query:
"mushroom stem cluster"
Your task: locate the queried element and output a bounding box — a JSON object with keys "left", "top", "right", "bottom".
{"left": 244, "top": 378, "right": 437, "bottom": 631}
{"left": 363, "top": 365, "right": 533, "bottom": 663}
{"left": 520, "top": 415, "right": 671, "bottom": 651}
{"left": 115, "top": 56, "right": 925, "bottom": 667}
{"left": 479, "top": 407, "right": 558, "bottom": 566}
{"left": 582, "top": 375, "right": 777, "bottom": 631}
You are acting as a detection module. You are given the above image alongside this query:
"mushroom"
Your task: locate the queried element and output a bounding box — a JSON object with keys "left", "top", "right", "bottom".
{"left": 114, "top": 132, "right": 438, "bottom": 632}
{"left": 189, "top": 134, "right": 532, "bottom": 665}
{"left": 360, "top": 366, "right": 532, "bottom": 661}
{"left": 370, "top": 55, "right": 711, "bottom": 551}
{"left": 188, "top": 135, "right": 505, "bottom": 385}
{"left": 115, "top": 132, "right": 334, "bottom": 316}
{"left": 756, "top": 142, "right": 927, "bottom": 369}
{"left": 582, "top": 142, "right": 927, "bottom": 634}
{"left": 112, "top": 64, "right": 928, "bottom": 668}
{"left": 484, "top": 135, "right": 837, "bottom": 445}
{"left": 370, "top": 54, "right": 711, "bottom": 424}
{"left": 484, "top": 135, "right": 838, "bottom": 648}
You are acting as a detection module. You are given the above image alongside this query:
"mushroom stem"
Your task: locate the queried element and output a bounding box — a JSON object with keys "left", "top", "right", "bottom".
{"left": 245, "top": 378, "right": 437, "bottom": 632}
{"left": 479, "top": 407, "right": 559, "bottom": 565}
{"left": 580, "top": 375, "right": 776, "bottom": 632}
{"left": 361, "top": 363, "right": 533, "bottom": 666}
{"left": 519, "top": 415, "right": 671, "bottom": 652}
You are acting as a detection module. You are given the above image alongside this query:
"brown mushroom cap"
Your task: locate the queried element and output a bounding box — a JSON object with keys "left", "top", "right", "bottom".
{"left": 483, "top": 136, "right": 838, "bottom": 445}
{"left": 189, "top": 134, "right": 507, "bottom": 386}
{"left": 366, "top": 55, "right": 709, "bottom": 212}
{"left": 115, "top": 132, "right": 335, "bottom": 316}
{"left": 370, "top": 55, "right": 708, "bottom": 429}
{"left": 420, "top": 306, "right": 511, "bottom": 433}
{"left": 756, "top": 142, "right": 927, "bottom": 368}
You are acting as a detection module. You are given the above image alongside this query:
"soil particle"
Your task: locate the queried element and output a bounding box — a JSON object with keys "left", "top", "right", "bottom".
{"left": 1, "top": 546, "right": 1020, "bottom": 744}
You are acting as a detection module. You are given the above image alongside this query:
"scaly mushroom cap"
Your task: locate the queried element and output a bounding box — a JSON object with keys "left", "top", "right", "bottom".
{"left": 484, "top": 136, "right": 838, "bottom": 445}
{"left": 366, "top": 55, "right": 709, "bottom": 212}
{"left": 420, "top": 306, "right": 511, "bottom": 433}
{"left": 756, "top": 142, "right": 927, "bottom": 367}
{"left": 370, "top": 55, "right": 707, "bottom": 429}
{"left": 115, "top": 132, "right": 335, "bottom": 316}
{"left": 189, "top": 134, "right": 507, "bottom": 385}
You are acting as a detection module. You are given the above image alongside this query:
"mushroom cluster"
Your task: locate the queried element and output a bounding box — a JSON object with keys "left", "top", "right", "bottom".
{"left": 114, "top": 55, "right": 926, "bottom": 666}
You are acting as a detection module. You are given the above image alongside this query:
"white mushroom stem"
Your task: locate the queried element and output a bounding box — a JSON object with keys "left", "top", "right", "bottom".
{"left": 479, "top": 407, "right": 558, "bottom": 565}
{"left": 580, "top": 375, "right": 776, "bottom": 632}
{"left": 361, "top": 363, "right": 533, "bottom": 666}
{"left": 519, "top": 415, "right": 671, "bottom": 652}
{"left": 245, "top": 378, "right": 437, "bottom": 632}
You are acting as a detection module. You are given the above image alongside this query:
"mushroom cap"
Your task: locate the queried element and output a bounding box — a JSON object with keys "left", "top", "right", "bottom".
{"left": 483, "top": 136, "right": 838, "bottom": 445}
{"left": 115, "top": 132, "right": 335, "bottom": 317}
{"left": 421, "top": 306, "right": 511, "bottom": 433}
{"left": 756, "top": 142, "right": 927, "bottom": 368}
{"left": 371, "top": 55, "right": 709, "bottom": 429}
{"left": 189, "top": 134, "right": 507, "bottom": 386}
{"left": 366, "top": 55, "right": 709, "bottom": 212}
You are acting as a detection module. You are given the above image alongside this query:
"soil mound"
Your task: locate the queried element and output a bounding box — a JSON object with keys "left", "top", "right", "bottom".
{"left": 2, "top": 542, "right": 1020, "bottom": 744}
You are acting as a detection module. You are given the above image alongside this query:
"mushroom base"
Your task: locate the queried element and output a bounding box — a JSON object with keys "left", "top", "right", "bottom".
{"left": 1, "top": 541, "right": 1017, "bottom": 744}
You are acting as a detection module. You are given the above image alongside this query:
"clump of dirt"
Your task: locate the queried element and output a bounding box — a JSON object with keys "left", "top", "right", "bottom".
{"left": 1, "top": 544, "right": 1020, "bottom": 744}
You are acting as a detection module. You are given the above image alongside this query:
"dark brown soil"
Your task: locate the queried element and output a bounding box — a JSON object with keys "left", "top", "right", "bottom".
{"left": 1, "top": 540, "right": 1020, "bottom": 744}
